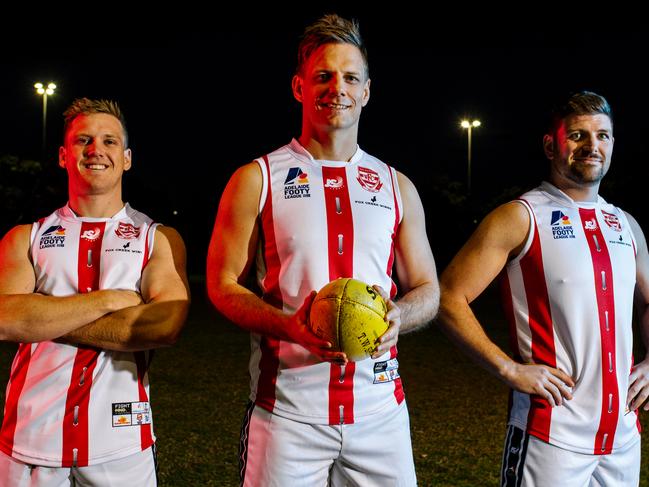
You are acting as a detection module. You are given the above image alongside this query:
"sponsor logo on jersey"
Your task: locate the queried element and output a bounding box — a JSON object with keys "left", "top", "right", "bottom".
{"left": 112, "top": 401, "right": 152, "bottom": 427}
{"left": 115, "top": 222, "right": 141, "bottom": 239}
{"left": 284, "top": 167, "right": 311, "bottom": 199}
{"left": 602, "top": 210, "right": 622, "bottom": 232}
{"left": 324, "top": 175, "right": 344, "bottom": 189}
{"left": 106, "top": 238, "right": 143, "bottom": 255}
{"left": 584, "top": 218, "right": 598, "bottom": 231}
{"left": 81, "top": 227, "right": 102, "bottom": 241}
{"left": 550, "top": 210, "right": 575, "bottom": 239}
{"left": 39, "top": 225, "right": 66, "bottom": 249}
{"left": 608, "top": 231, "right": 633, "bottom": 248}
{"left": 113, "top": 415, "right": 131, "bottom": 426}
{"left": 357, "top": 166, "right": 383, "bottom": 193}
{"left": 353, "top": 196, "right": 393, "bottom": 211}
{"left": 373, "top": 358, "right": 400, "bottom": 384}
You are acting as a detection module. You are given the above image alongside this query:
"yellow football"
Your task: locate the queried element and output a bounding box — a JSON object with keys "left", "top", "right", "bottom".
{"left": 309, "top": 278, "right": 388, "bottom": 361}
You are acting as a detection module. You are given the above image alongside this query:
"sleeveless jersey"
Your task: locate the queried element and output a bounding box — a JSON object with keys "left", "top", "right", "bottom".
{"left": 250, "top": 139, "right": 405, "bottom": 425}
{"left": 0, "top": 203, "right": 158, "bottom": 467}
{"left": 501, "top": 182, "right": 641, "bottom": 454}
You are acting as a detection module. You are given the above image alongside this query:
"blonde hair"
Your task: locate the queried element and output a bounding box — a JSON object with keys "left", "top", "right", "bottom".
{"left": 63, "top": 98, "right": 128, "bottom": 147}
{"left": 296, "top": 14, "right": 368, "bottom": 80}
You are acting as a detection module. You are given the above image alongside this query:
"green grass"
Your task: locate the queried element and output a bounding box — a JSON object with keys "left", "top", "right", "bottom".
{"left": 1, "top": 284, "right": 648, "bottom": 486}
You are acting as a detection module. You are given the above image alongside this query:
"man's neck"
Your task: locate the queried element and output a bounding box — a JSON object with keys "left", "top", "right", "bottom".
{"left": 549, "top": 176, "right": 600, "bottom": 203}
{"left": 298, "top": 127, "right": 358, "bottom": 162}
{"left": 68, "top": 193, "right": 125, "bottom": 218}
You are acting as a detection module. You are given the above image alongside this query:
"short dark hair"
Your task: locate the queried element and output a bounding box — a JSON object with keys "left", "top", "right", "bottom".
{"left": 548, "top": 91, "right": 612, "bottom": 135}
{"left": 296, "top": 13, "right": 369, "bottom": 79}
{"left": 63, "top": 98, "right": 128, "bottom": 147}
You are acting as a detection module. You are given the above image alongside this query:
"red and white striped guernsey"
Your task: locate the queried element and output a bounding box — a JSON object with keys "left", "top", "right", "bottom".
{"left": 0, "top": 203, "right": 158, "bottom": 467}
{"left": 251, "top": 139, "right": 405, "bottom": 425}
{"left": 501, "top": 181, "right": 641, "bottom": 455}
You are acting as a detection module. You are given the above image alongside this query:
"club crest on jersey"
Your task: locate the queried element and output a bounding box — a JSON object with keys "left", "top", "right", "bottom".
{"left": 602, "top": 210, "right": 622, "bottom": 232}
{"left": 81, "top": 227, "right": 102, "bottom": 241}
{"left": 284, "top": 167, "right": 311, "bottom": 199}
{"left": 324, "top": 175, "right": 344, "bottom": 189}
{"left": 115, "top": 222, "right": 141, "bottom": 239}
{"left": 357, "top": 166, "right": 383, "bottom": 193}
{"left": 550, "top": 210, "right": 575, "bottom": 239}
{"left": 39, "top": 225, "right": 66, "bottom": 249}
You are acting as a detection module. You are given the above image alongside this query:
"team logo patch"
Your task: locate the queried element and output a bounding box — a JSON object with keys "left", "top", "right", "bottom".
{"left": 115, "top": 222, "right": 141, "bottom": 239}
{"left": 602, "top": 210, "right": 622, "bottom": 232}
{"left": 324, "top": 175, "right": 344, "bottom": 189}
{"left": 81, "top": 227, "right": 102, "bottom": 241}
{"left": 284, "top": 167, "right": 311, "bottom": 199}
{"left": 373, "top": 358, "right": 400, "bottom": 384}
{"left": 39, "top": 225, "right": 66, "bottom": 249}
{"left": 357, "top": 166, "right": 383, "bottom": 193}
{"left": 550, "top": 210, "right": 575, "bottom": 239}
{"left": 112, "top": 401, "right": 152, "bottom": 427}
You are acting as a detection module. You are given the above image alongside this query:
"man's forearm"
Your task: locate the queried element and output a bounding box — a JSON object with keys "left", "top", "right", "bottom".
{"left": 436, "top": 293, "right": 515, "bottom": 380}
{"left": 62, "top": 299, "right": 190, "bottom": 352}
{"left": 397, "top": 281, "right": 440, "bottom": 333}
{"left": 0, "top": 291, "right": 139, "bottom": 343}
{"left": 209, "top": 283, "right": 296, "bottom": 340}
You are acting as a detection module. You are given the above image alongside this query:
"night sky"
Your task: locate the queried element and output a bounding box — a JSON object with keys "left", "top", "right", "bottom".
{"left": 1, "top": 10, "right": 646, "bottom": 273}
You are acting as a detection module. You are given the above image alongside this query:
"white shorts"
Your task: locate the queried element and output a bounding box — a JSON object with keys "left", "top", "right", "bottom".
{"left": 501, "top": 425, "right": 640, "bottom": 487}
{"left": 0, "top": 445, "right": 158, "bottom": 487}
{"left": 240, "top": 401, "right": 417, "bottom": 487}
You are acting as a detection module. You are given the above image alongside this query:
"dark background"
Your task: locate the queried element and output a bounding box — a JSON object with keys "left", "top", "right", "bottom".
{"left": 2, "top": 9, "right": 647, "bottom": 273}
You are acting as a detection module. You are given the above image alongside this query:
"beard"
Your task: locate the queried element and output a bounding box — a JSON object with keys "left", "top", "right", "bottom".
{"left": 566, "top": 160, "right": 607, "bottom": 185}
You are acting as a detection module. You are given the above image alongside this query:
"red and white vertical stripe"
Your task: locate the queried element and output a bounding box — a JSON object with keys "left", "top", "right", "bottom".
{"left": 518, "top": 208, "right": 556, "bottom": 442}
{"left": 322, "top": 167, "right": 356, "bottom": 424}
{"left": 62, "top": 221, "right": 105, "bottom": 467}
{"left": 387, "top": 168, "right": 404, "bottom": 404}
{"left": 255, "top": 155, "right": 282, "bottom": 412}
{"left": 579, "top": 208, "right": 619, "bottom": 454}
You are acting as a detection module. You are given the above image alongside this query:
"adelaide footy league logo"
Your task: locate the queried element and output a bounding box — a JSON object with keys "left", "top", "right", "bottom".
{"left": 357, "top": 166, "right": 383, "bottom": 193}
{"left": 550, "top": 210, "right": 575, "bottom": 239}
{"left": 39, "top": 225, "right": 66, "bottom": 249}
{"left": 284, "top": 167, "right": 311, "bottom": 199}
{"left": 115, "top": 222, "right": 141, "bottom": 239}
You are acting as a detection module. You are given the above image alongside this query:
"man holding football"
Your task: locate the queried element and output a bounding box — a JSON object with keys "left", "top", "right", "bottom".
{"left": 206, "top": 13, "right": 439, "bottom": 486}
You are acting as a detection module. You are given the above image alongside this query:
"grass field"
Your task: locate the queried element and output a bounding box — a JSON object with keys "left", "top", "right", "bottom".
{"left": 1, "top": 280, "right": 648, "bottom": 486}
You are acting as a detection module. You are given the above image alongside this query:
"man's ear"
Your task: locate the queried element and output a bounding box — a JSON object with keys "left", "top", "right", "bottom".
{"left": 361, "top": 78, "right": 371, "bottom": 107}
{"left": 58, "top": 146, "right": 66, "bottom": 168}
{"left": 292, "top": 75, "right": 303, "bottom": 103}
{"left": 123, "top": 148, "right": 132, "bottom": 171}
{"left": 542, "top": 134, "right": 554, "bottom": 160}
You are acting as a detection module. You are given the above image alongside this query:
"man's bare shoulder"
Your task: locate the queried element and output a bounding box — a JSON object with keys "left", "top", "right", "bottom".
{"left": 230, "top": 161, "right": 262, "bottom": 185}
{"left": 0, "top": 224, "right": 32, "bottom": 252}
{"left": 472, "top": 201, "right": 531, "bottom": 257}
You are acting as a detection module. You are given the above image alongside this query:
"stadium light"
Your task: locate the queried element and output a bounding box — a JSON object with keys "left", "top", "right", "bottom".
{"left": 34, "top": 82, "right": 57, "bottom": 159}
{"left": 461, "top": 119, "right": 481, "bottom": 195}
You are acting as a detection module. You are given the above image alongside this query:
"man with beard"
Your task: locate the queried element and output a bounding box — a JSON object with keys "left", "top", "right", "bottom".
{"left": 438, "top": 91, "right": 649, "bottom": 486}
